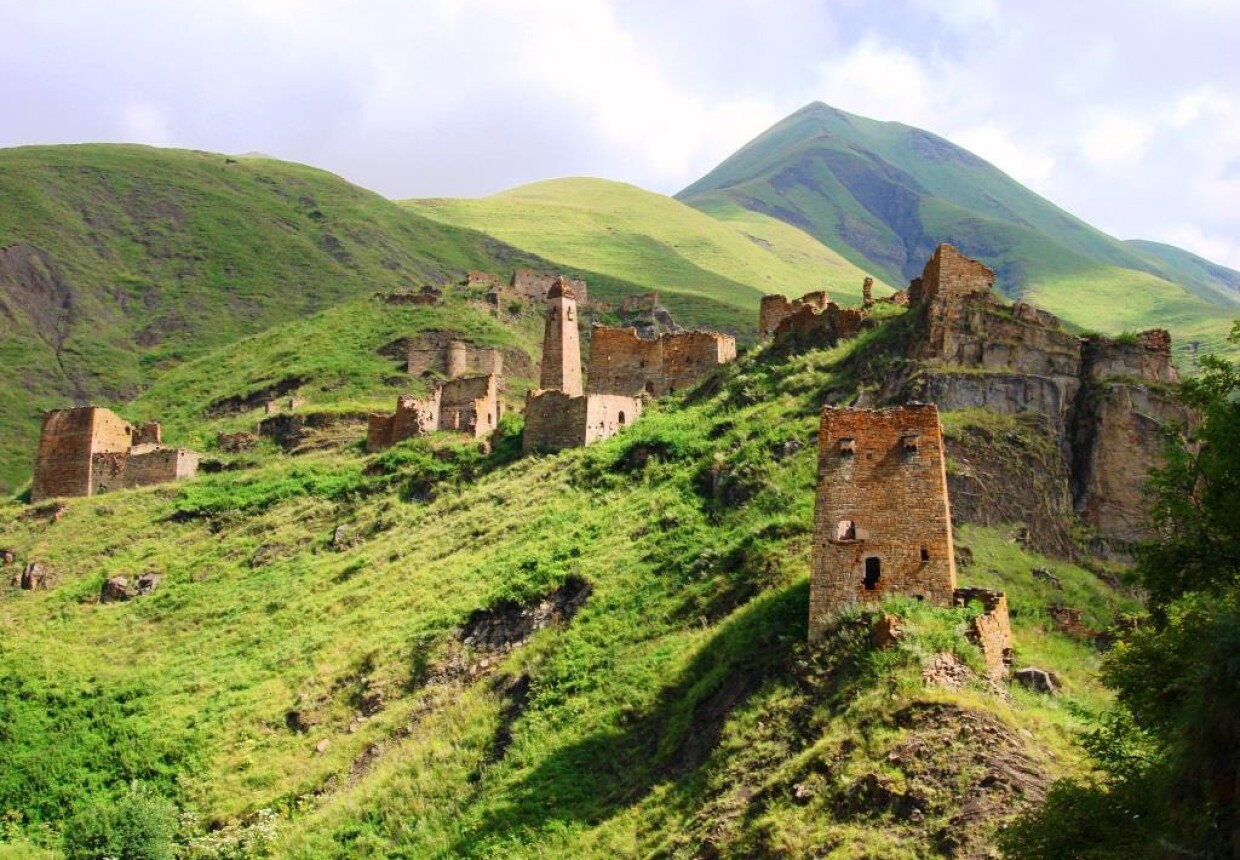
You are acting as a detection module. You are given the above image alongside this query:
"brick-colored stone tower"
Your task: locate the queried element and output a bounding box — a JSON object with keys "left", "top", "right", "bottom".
{"left": 539, "top": 277, "right": 583, "bottom": 396}
{"left": 809, "top": 404, "right": 957, "bottom": 639}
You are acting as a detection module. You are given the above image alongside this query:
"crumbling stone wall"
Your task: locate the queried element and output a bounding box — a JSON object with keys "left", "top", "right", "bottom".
{"left": 586, "top": 326, "right": 736, "bottom": 397}
{"left": 773, "top": 302, "right": 867, "bottom": 349}
{"left": 954, "top": 587, "right": 1013, "bottom": 679}
{"left": 1082, "top": 330, "right": 1178, "bottom": 384}
{"left": 32, "top": 407, "right": 197, "bottom": 501}
{"left": 511, "top": 269, "right": 588, "bottom": 304}
{"left": 367, "top": 374, "right": 500, "bottom": 450}
{"left": 809, "top": 405, "right": 958, "bottom": 639}
{"left": 466, "top": 271, "right": 501, "bottom": 289}
{"left": 408, "top": 338, "right": 503, "bottom": 380}
{"left": 92, "top": 447, "right": 200, "bottom": 494}
{"left": 759, "top": 291, "right": 828, "bottom": 340}
{"left": 439, "top": 374, "right": 501, "bottom": 438}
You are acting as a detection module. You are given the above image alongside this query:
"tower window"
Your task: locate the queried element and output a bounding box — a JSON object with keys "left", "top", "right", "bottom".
{"left": 920, "top": 546, "right": 930, "bottom": 562}
{"left": 836, "top": 520, "right": 857, "bottom": 541}
{"left": 864, "top": 557, "right": 881, "bottom": 591}
{"left": 838, "top": 437, "right": 856, "bottom": 455}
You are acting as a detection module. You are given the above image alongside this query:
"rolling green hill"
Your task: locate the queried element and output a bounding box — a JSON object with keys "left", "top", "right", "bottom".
{"left": 407, "top": 177, "right": 889, "bottom": 322}
{"left": 0, "top": 315, "right": 1132, "bottom": 858}
{"left": 676, "top": 102, "right": 1239, "bottom": 359}
{"left": 0, "top": 147, "right": 745, "bottom": 494}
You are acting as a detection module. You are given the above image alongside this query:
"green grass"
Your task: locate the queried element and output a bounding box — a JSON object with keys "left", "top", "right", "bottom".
{"left": 0, "top": 316, "right": 1133, "bottom": 858}
{"left": 408, "top": 177, "right": 887, "bottom": 331}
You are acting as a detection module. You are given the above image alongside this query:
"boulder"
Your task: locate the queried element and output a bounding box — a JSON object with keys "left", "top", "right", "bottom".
{"left": 0, "top": 548, "right": 15, "bottom": 566}
{"left": 1013, "top": 666, "right": 1060, "bottom": 695}
{"left": 100, "top": 576, "right": 134, "bottom": 603}
{"left": 870, "top": 613, "right": 904, "bottom": 649}
{"left": 1031, "top": 566, "right": 1062, "bottom": 589}
{"left": 135, "top": 573, "right": 163, "bottom": 595}
{"left": 19, "top": 562, "right": 49, "bottom": 590}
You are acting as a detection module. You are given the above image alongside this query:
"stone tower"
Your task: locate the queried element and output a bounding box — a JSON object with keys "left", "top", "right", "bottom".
{"left": 539, "top": 276, "right": 583, "bottom": 396}
{"left": 808, "top": 404, "right": 957, "bottom": 640}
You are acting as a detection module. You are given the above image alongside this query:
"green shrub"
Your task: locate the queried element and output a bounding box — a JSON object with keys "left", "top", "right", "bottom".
{"left": 62, "top": 788, "right": 177, "bottom": 860}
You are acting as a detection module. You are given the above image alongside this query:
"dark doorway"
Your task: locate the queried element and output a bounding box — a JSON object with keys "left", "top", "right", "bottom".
{"left": 863, "top": 557, "right": 881, "bottom": 591}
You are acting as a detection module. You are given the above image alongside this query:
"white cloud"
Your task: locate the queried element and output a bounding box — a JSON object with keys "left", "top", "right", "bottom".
{"left": 1079, "top": 113, "right": 1154, "bottom": 171}
{"left": 952, "top": 122, "right": 1056, "bottom": 189}
{"left": 120, "top": 104, "right": 172, "bottom": 147}
{"left": 814, "top": 35, "right": 933, "bottom": 124}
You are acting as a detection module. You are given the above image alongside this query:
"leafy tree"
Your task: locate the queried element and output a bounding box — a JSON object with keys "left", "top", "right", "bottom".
{"left": 1004, "top": 323, "right": 1240, "bottom": 859}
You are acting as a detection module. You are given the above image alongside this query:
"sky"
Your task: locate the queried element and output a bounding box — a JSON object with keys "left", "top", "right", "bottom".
{"left": 3, "top": 0, "right": 1239, "bottom": 268}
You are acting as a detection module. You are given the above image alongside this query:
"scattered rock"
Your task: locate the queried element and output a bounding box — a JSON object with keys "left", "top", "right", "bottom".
{"left": 1013, "top": 666, "right": 1060, "bottom": 695}
{"left": 1008, "top": 525, "right": 1029, "bottom": 546}
{"left": 315, "top": 739, "right": 330, "bottom": 754}
{"left": 922, "top": 651, "right": 973, "bottom": 690}
{"left": 870, "top": 613, "right": 903, "bottom": 650}
{"left": 772, "top": 438, "right": 803, "bottom": 461}
{"left": 332, "top": 524, "right": 356, "bottom": 552}
{"left": 135, "top": 573, "right": 163, "bottom": 595}
{"left": 1031, "top": 566, "right": 1062, "bottom": 589}
{"left": 955, "top": 545, "right": 973, "bottom": 569}
{"left": 100, "top": 576, "right": 133, "bottom": 603}
{"left": 1, "top": 548, "right": 16, "bottom": 566}
{"left": 18, "top": 562, "right": 50, "bottom": 590}
{"left": 1048, "top": 603, "right": 1093, "bottom": 639}
{"left": 460, "top": 576, "right": 592, "bottom": 652}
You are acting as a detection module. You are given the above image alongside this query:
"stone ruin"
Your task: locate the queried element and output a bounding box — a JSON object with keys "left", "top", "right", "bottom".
{"left": 586, "top": 326, "right": 737, "bottom": 398}
{"left": 31, "top": 407, "right": 199, "bottom": 502}
{"left": 407, "top": 336, "right": 504, "bottom": 380}
{"left": 809, "top": 404, "right": 1011, "bottom": 677}
{"left": 367, "top": 374, "right": 501, "bottom": 451}
{"left": 523, "top": 278, "right": 642, "bottom": 454}
{"left": 768, "top": 244, "right": 1191, "bottom": 556}
{"left": 376, "top": 285, "right": 443, "bottom": 306}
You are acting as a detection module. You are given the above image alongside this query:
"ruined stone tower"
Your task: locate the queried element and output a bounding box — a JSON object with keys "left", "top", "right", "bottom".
{"left": 539, "top": 277, "right": 583, "bottom": 396}
{"left": 809, "top": 404, "right": 957, "bottom": 639}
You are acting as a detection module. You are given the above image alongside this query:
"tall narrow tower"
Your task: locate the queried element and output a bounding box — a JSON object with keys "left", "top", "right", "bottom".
{"left": 539, "top": 277, "right": 583, "bottom": 396}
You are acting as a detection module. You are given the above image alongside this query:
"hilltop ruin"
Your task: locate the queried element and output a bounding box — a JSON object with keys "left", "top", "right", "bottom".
{"left": 367, "top": 374, "right": 501, "bottom": 451}
{"left": 31, "top": 407, "right": 199, "bottom": 501}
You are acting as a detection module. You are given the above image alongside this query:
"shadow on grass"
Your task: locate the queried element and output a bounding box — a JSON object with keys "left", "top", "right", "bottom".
{"left": 447, "top": 581, "right": 812, "bottom": 856}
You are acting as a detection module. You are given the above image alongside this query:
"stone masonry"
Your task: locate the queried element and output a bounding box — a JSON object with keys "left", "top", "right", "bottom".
{"left": 31, "top": 407, "right": 198, "bottom": 502}
{"left": 367, "top": 374, "right": 501, "bottom": 451}
{"left": 407, "top": 337, "right": 503, "bottom": 380}
{"left": 759, "top": 291, "right": 829, "bottom": 340}
{"left": 523, "top": 278, "right": 641, "bottom": 454}
{"left": 809, "top": 405, "right": 957, "bottom": 638}
{"left": 540, "top": 278, "right": 584, "bottom": 397}
{"left": 586, "top": 326, "right": 737, "bottom": 397}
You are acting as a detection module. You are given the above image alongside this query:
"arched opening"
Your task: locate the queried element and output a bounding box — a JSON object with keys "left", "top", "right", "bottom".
{"left": 863, "top": 557, "right": 881, "bottom": 591}
{"left": 836, "top": 519, "right": 857, "bottom": 541}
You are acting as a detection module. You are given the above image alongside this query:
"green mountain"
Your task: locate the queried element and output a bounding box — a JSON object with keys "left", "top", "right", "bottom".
{"left": 677, "top": 102, "right": 1239, "bottom": 358}
{"left": 0, "top": 308, "right": 1132, "bottom": 858}
{"left": 407, "top": 177, "right": 888, "bottom": 327}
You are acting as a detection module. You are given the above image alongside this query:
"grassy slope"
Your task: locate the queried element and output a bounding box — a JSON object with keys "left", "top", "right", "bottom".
{"left": 0, "top": 314, "right": 1135, "bottom": 858}
{"left": 408, "top": 177, "right": 889, "bottom": 326}
{"left": 676, "top": 103, "right": 1239, "bottom": 360}
{"left": 0, "top": 147, "right": 754, "bottom": 494}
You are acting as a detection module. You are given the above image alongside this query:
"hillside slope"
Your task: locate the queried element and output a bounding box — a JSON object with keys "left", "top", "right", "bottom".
{"left": 408, "top": 177, "right": 889, "bottom": 325}
{"left": 677, "top": 102, "right": 1238, "bottom": 358}
{"left": 1, "top": 147, "right": 743, "bottom": 494}
{"left": 0, "top": 311, "right": 1134, "bottom": 858}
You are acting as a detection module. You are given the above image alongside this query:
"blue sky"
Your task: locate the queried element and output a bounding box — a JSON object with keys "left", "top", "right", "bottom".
{"left": 3, "top": 0, "right": 1238, "bottom": 268}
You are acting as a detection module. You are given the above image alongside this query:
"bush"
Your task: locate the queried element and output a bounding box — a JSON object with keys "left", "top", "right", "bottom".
{"left": 62, "top": 788, "right": 177, "bottom": 860}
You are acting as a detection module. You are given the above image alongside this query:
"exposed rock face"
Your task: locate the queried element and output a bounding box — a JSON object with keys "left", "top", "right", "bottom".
{"left": 887, "top": 245, "right": 1192, "bottom": 556}
{"left": 459, "top": 576, "right": 592, "bottom": 652}
{"left": 1014, "top": 667, "right": 1060, "bottom": 695}
{"left": 135, "top": 572, "right": 163, "bottom": 595}
{"left": 18, "top": 562, "right": 50, "bottom": 590}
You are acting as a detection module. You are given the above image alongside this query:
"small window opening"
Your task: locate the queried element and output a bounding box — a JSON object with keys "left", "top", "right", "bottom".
{"left": 838, "top": 437, "right": 856, "bottom": 455}
{"left": 618, "top": 411, "right": 626, "bottom": 426}
{"left": 863, "top": 557, "right": 881, "bottom": 591}
{"left": 568, "top": 307, "right": 576, "bottom": 321}
{"left": 836, "top": 519, "right": 857, "bottom": 541}
{"left": 913, "top": 594, "right": 925, "bottom": 602}
{"left": 920, "top": 546, "right": 930, "bottom": 562}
